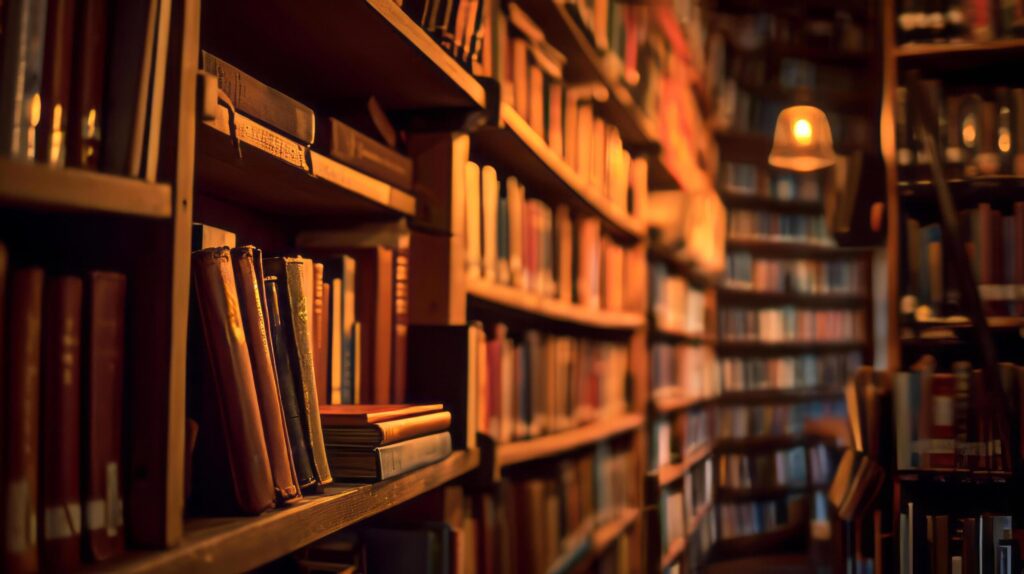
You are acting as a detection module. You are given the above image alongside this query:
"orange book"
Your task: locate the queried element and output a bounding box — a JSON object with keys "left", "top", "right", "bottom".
{"left": 320, "top": 404, "right": 444, "bottom": 425}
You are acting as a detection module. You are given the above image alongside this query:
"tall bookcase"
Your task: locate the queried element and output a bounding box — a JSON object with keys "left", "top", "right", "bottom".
{"left": 0, "top": 1, "right": 731, "bottom": 573}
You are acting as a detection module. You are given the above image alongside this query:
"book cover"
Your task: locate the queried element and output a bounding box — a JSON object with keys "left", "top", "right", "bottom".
{"left": 320, "top": 116, "right": 413, "bottom": 191}
{"left": 326, "top": 431, "right": 453, "bottom": 481}
{"left": 320, "top": 404, "right": 444, "bottom": 425}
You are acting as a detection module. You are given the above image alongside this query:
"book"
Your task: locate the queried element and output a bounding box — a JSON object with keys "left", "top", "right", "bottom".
{"left": 319, "top": 116, "right": 414, "bottom": 191}
{"left": 67, "top": 0, "right": 109, "bottom": 169}
{"left": 40, "top": 276, "right": 83, "bottom": 571}
{"left": 325, "top": 256, "right": 357, "bottom": 405}
{"left": 37, "top": 0, "right": 76, "bottom": 167}
{"left": 201, "top": 51, "right": 315, "bottom": 144}
{"left": 191, "top": 248, "right": 275, "bottom": 514}
{"left": 83, "top": 271, "right": 127, "bottom": 561}
{"left": 3, "top": 268, "right": 44, "bottom": 572}
{"left": 320, "top": 404, "right": 445, "bottom": 425}
{"left": 407, "top": 325, "right": 479, "bottom": 450}
{"left": 230, "top": 246, "right": 301, "bottom": 504}
{"left": 322, "top": 411, "right": 452, "bottom": 448}
{"left": 312, "top": 264, "right": 327, "bottom": 406}
{"left": 263, "top": 257, "right": 333, "bottom": 487}
{"left": 326, "top": 431, "right": 453, "bottom": 481}
{"left": 0, "top": 0, "right": 47, "bottom": 160}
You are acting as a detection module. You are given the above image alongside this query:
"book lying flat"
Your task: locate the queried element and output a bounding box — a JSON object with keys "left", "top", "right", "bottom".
{"left": 323, "top": 411, "right": 451, "bottom": 448}
{"left": 320, "top": 404, "right": 444, "bottom": 425}
{"left": 326, "top": 431, "right": 452, "bottom": 481}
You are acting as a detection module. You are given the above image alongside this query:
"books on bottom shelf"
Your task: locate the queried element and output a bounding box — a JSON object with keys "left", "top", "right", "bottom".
{"left": 899, "top": 503, "right": 1017, "bottom": 574}
{"left": 320, "top": 404, "right": 453, "bottom": 481}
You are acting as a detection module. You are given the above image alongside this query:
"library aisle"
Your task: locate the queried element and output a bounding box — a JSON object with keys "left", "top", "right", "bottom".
{"left": 0, "top": 0, "right": 1022, "bottom": 573}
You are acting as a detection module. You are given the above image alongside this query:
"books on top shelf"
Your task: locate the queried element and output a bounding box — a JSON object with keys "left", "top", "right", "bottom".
{"left": 463, "top": 162, "right": 639, "bottom": 312}
{"left": 651, "top": 342, "right": 720, "bottom": 403}
{"left": 320, "top": 404, "right": 453, "bottom": 481}
{"left": 727, "top": 209, "right": 836, "bottom": 246}
{"left": 0, "top": 244, "right": 129, "bottom": 569}
{"left": 717, "top": 443, "right": 834, "bottom": 491}
{"left": 473, "top": 322, "right": 630, "bottom": 444}
{"left": 715, "top": 400, "right": 847, "bottom": 442}
{"left": 401, "top": 0, "right": 487, "bottom": 71}
{"left": 200, "top": 52, "right": 414, "bottom": 193}
{"left": 650, "top": 260, "right": 707, "bottom": 335}
{"left": 0, "top": 0, "right": 173, "bottom": 178}
{"left": 718, "top": 306, "right": 866, "bottom": 343}
{"left": 719, "top": 351, "right": 863, "bottom": 393}
{"left": 726, "top": 251, "right": 867, "bottom": 295}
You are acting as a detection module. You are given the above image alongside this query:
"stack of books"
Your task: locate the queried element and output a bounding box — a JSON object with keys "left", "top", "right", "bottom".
{"left": 320, "top": 404, "right": 453, "bottom": 482}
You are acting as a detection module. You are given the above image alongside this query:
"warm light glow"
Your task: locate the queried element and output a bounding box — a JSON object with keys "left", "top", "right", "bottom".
{"left": 999, "top": 130, "right": 1011, "bottom": 153}
{"left": 962, "top": 116, "right": 977, "bottom": 148}
{"left": 792, "top": 118, "right": 813, "bottom": 145}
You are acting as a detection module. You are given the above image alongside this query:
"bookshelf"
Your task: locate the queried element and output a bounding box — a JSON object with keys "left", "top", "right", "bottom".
{"left": 489, "top": 413, "right": 645, "bottom": 471}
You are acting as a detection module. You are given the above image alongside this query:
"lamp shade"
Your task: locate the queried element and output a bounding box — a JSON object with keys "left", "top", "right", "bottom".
{"left": 768, "top": 105, "right": 837, "bottom": 172}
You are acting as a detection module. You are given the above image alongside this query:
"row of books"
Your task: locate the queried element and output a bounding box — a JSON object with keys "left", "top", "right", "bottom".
{"left": 898, "top": 505, "right": 1017, "bottom": 574}
{"left": 660, "top": 458, "right": 715, "bottom": 553}
{"left": 663, "top": 504, "right": 717, "bottom": 574}
{"left": 650, "top": 342, "right": 721, "bottom": 401}
{"left": 464, "top": 164, "right": 637, "bottom": 311}
{"left": 720, "top": 161, "right": 825, "bottom": 202}
{"left": 714, "top": 400, "right": 847, "bottom": 441}
{"left": 717, "top": 306, "right": 866, "bottom": 343}
{"left": 0, "top": 249, "right": 128, "bottom": 571}
{"left": 650, "top": 408, "right": 712, "bottom": 470}
{"left": 719, "top": 351, "right": 863, "bottom": 393}
{"left": 473, "top": 324, "right": 630, "bottom": 444}
{"left": 725, "top": 251, "right": 867, "bottom": 295}
{"left": 650, "top": 261, "right": 707, "bottom": 334}
{"left": 895, "top": 83, "right": 1024, "bottom": 180}
{"left": 200, "top": 52, "right": 414, "bottom": 191}
{"left": 404, "top": 0, "right": 487, "bottom": 71}
{"left": 716, "top": 443, "right": 834, "bottom": 491}
{"left": 894, "top": 356, "right": 1022, "bottom": 473}
{"left": 498, "top": 444, "right": 637, "bottom": 573}
{"left": 649, "top": 189, "right": 728, "bottom": 277}
{"left": 0, "top": 0, "right": 172, "bottom": 178}
{"left": 895, "top": 0, "right": 1024, "bottom": 45}
{"left": 728, "top": 210, "right": 836, "bottom": 245}
{"left": 903, "top": 207, "right": 1024, "bottom": 317}
{"left": 717, "top": 494, "right": 807, "bottom": 541}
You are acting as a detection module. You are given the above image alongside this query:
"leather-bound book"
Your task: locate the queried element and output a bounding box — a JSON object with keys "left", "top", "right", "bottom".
{"left": 312, "top": 264, "right": 327, "bottom": 406}
{"left": 264, "top": 276, "right": 317, "bottom": 491}
{"left": 83, "top": 271, "right": 127, "bottom": 561}
{"left": 263, "top": 257, "right": 333, "bottom": 488}
{"left": 191, "top": 247, "right": 275, "bottom": 514}
{"left": 3, "top": 268, "right": 44, "bottom": 573}
{"left": 40, "top": 276, "right": 83, "bottom": 571}
{"left": 37, "top": 0, "right": 76, "bottom": 166}
{"left": 67, "top": 0, "right": 108, "bottom": 168}
{"left": 318, "top": 116, "right": 414, "bottom": 191}
{"left": 231, "top": 247, "right": 301, "bottom": 504}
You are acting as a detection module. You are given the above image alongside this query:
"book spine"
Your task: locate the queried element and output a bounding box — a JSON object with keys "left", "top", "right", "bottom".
{"left": 325, "top": 117, "right": 414, "bottom": 190}
{"left": 376, "top": 432, "right": 453, "bottom": 480}
{"left": 0, "top": 0, "right": 48, "bottom": 160}
{"left": 191, "top": 248, "right": 275, "bottom": 513}
{"left": 83, "top": 271, "right": 127, "bottom": 561}
{"left": 67, "top": 0, "right": 108, "bottom": 169}
{"left": 3, "top": 268, "right": 44, "bottom": 572}
{"left": 393, "top": 240, "right": 410, "bottom": 403}
{"left": 312, "top": 264, "right": 327, "bottom": 407}
{"left": 41, "top": 276, "right": 83, "bottom": 571}
{"left": 38, "top": 0, "right": 76, "bottom": 167}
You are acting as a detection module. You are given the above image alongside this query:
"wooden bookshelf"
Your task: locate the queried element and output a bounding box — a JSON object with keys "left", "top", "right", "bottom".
{"left": 651, "top": 443, "right": 715, "bottom": 488}
{"left": 473, "top": 103, "right": 646, "bottom": 242}
{"left": 202, "top": 0, "right": 487, "bottom": 111}
{"left": 716, "top": 340, "right": 868, "bottom": 355}
{"left": 651, "top": 392, "right": 716, "bottom": 415}
{"left": 894, "top": 37, "right": 1024, "bottom": 65}
{"left": 717, "top": 288, "right": 869, "bottom": 307}
{"left": 717, "top": 484, "right": 824, "bottom": 502}
{"left": 898, "top": 176, "right": 1024, "bottom": 214}
{"left": 96, "top": 450, "right": 480, "bottom": 574}
{"left": 726, "top": 239, "right": 866, "bottom": 258}
{"left": 714, "top": 436, "right": 816, "bottom": 452}
{"left": 649, "top": 322, "right": 715, "bottom": 343}
{"left": 660, "top": 536, "right": 687, "bottom": 571}
{"left": 494, "top": 413, "right": 645, "bottom": 469}
{"left": 197, "top": 119, "right": 416, "bottom": 219}
{"left": 466, "top": 278, "right": 646, "bottom": 332}
{"left": 0, "top": 157, "right": 173, "bottom": 219}
{"left": 717, "top": 387, "right": 845, "bottom": 404}
{"left": 576, "top": 507, "right": 643, "bottom": 572}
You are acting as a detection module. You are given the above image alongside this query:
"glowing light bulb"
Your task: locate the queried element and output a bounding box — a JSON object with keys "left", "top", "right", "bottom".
{"left": 792, "top": 118, "right": 813, "bottom": 146}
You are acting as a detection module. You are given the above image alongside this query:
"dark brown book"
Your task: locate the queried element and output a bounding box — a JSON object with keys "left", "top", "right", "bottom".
{"left": 67, "top": 0, "right": 108, "bottom": 168}
{"left": 263, "top": 257, "right": 333, "bottom": 487}
{"left": 40, "top": 276, "right": 83, "bottom": 571}
{"left": 392, "top": 235, "right": 409, "bottom": 403}
{"left": 201, "top": 51, "right": 315, "bottom": 144}
{"left": 318, "top": 280, "right": 330, "bottom": 403}
{"left": 191, "top": 247, "right": 275, "bottom": 514}
{"left": 322, "top": 411, "right": 452, "bottom": 448}
{"left": 342, "top": 247, "right": 393, "bottom": 405}
{"left": 407, "top": 325, "right": 479, "bottom": 451}
{"left": 3, "top": 268, "right": 44, "bottom": 573}
{"left": 37, "top": 0, "right": 76, "bottom": 166}
{"left": 325, "top": 431, "right": 452, "bottom": 481}
{"left": 231, "top": 246, "right": 301, "bottom": 504}
{"left": 83, "top": 271, "right": 127, "bottom": 561}
{"left": 319, "top": 116, "right": 414, "bottom": 191}
{"left": 312, "top": 264, "right": 327, "bottom": 406}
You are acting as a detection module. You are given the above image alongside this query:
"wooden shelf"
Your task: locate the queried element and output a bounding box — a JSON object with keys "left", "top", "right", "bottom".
{"left": 98, "top": 450, "right": 480, "bottom": 574}
{"left": 651, "top": 443, "right": 714, "bottom": 488}
{"left": 495, "top": 413, "right": 644, "bottom": 469}
{"left": 659, "top": 502, "right": 713, "bottom": 570}
{"left": 513, "top": 0, "right": 656, "bottom": 146}
{"left": 895, "top": 38, "right": 1024, "bottom": 67}
{"left": 717, "top": 340, "right": 868, "bottom": 355}
{"left": 651, "top": 391, "right": 716, "bottom": 414}
{"left": 717, "top": 387, "right": 845, "bottom": 404}
{"left": 726, "top": 238, "right": 865, "bottom": 258}
{"left": 712, "top": 519, "right": 809, "bottom": 558}
{"left": 719, "top": 192, "right": 824, "bottom": 214}
{"left": 0, "top": 157, "right": 172, "bottom": 219}
{"left": 899, "top": 176, "right": 1024, "bottom": 215}
{"left": 466, "top": 278, "right": 645, "bottom": 332}
{"left": 473, "top": 104, "right": 645, "bottom": 242}
{"left": 197, "top": 119, "right": 416, "bottom": 219}
{"left": 687, "top": 502, "right": 714, "bottom": 540}
{"left": 717, "top": 483, "right": 822, "bottom": 502}
{"left": 896, "top": 470, "right": 1015, "bottom": 484}
{"left": 650, "top": 321, "right": 715, "bottom": 343}
{"left": 202, "top": 0, "right": 486, "bottom": 112}
{"left": 714, "top": 435, "right": 817, "bottom": 452}
{"left": 577, "top": 507, "right": 642, "bottom": 572}
{"left": 717, "top": 287, "right": 869, "bottom": 308}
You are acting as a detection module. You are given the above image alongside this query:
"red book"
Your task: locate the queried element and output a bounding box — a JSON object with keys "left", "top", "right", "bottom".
{"left": 40, "top": 276, "right": 83, "bottom": 571}
{"left": 83, "top": 271, "right": 127, "bottom": 561}
{"left": 343, "top": 247, "right": 394, "bottom": 404}
{"left": 37, "top": 0, "right": 76, "bottom": 166}
{"left": 929, "top": 373, "right": 956, "bottom": 469}
{"left": 3, "top": 268, "right": 44, "bottom": 573}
